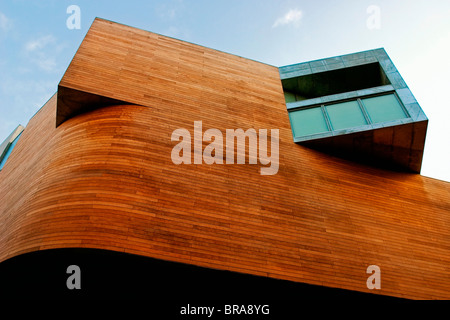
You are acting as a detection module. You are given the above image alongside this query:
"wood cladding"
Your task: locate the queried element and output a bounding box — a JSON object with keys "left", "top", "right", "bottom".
{"left": 1, "top": 18, "right": 450, "bottom": 299}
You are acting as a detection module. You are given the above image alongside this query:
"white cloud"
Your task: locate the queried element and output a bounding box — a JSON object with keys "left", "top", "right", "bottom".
{"left": 25, "top": 35, "right": 55, "bottom": 52}
{"left": 23, "top": 35, "right": 60, "bottom": 73}
{"left": 35, "top": 55, "right": 57, "bottom": 72}
{"left": 0, "top": 77, "right": 55, "bottom": 113}
{"left": 273, "top": 9, "right": 303, "bottom": 28}
{"left": 166, "top": 8, "right": 176, "bottom": 20}
{"left": 0, "top": 11, "right": 12, "bottom": 32}
{"left": 157, "top": 1, "right": 184, "bottom": 21}
{"left": 165, "top": 26, "right": 181, "bottom": 37}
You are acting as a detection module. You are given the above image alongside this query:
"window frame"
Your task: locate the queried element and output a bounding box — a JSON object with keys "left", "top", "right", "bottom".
{"left": 287, "top": 91, "right": 411, "bottom": 141}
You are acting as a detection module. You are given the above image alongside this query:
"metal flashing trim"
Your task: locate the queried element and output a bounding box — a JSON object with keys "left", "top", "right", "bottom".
{"left": 0, "top": 125, "right": 25, "bottom": 170}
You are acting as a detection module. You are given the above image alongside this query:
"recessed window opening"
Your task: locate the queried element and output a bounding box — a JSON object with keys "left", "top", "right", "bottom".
{"left": 282, "top": 62, "right": 390, "bottom": 103}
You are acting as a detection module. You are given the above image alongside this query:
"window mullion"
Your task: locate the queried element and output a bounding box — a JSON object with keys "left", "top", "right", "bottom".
{"left": 357, "top": 98, "right": 372, "bottom": 124}
{"left": 321, "top": 105, "right": 333, "bottom": 131}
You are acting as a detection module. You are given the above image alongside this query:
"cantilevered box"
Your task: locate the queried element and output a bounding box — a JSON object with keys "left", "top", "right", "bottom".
{"left": 280, "top": 49, "right": 428, "bottom": 172}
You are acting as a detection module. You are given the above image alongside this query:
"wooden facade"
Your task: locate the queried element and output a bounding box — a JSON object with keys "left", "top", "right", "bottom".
{"left": 0, "top": 18, "right": 449, "bottom": 300}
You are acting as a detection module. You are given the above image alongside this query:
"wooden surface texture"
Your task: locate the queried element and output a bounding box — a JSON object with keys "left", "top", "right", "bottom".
{"left": 1, "top": 18, "right": 449, "bottom": 299}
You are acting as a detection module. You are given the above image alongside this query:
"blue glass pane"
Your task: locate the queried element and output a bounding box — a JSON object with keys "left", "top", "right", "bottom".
{"left": 326, "top": 100, "right": 367, "bottom": 130}
{"left": 362, "top": 94, "right": 407, "bottom": 123}
{"left": 0, "top": 133, "right": 22, "bottom": 170}
{"left": 289, "top": 107, "right": 329, "bottom": 137}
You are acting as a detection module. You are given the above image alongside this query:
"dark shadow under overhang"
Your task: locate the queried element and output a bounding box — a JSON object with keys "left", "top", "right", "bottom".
{"left": 300, "top": 121, "right": 428, "bottom": 173}
{"left": 56, "top": 86, "right": 133, "bottom": 127}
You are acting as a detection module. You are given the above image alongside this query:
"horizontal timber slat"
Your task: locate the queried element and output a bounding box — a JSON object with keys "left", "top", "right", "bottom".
{"left": 1, "top": 18, "right": 449, "bottom": 300}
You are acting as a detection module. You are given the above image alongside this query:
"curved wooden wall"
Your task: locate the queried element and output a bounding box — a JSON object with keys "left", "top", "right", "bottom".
{"left": 1, "top": 18, "right": 450, "bottom": 300}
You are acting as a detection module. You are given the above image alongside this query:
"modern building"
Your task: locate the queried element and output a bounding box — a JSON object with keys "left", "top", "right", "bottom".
{"left": 0, "top": 18, "right": 449, "bottom": 301}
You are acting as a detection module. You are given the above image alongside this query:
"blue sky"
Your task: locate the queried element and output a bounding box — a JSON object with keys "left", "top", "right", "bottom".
{"left": 0, "top": 0, "right": 449, "bottom": 181}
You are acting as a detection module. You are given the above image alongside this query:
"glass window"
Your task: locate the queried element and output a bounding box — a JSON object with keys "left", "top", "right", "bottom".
{"left": 0, "top": 132, "right": 22, "bottom": 170}
{"left": 289, "top": 107, "right": 329, "bottom": 137}
{"left": 362, "top": 94, "right": 407, "bottom": 123}
{"left": 326, "top": 100, "right": 367, "bottom": 130}
{"left": 284, "top": 91, "right": 297, "bottom": 103}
